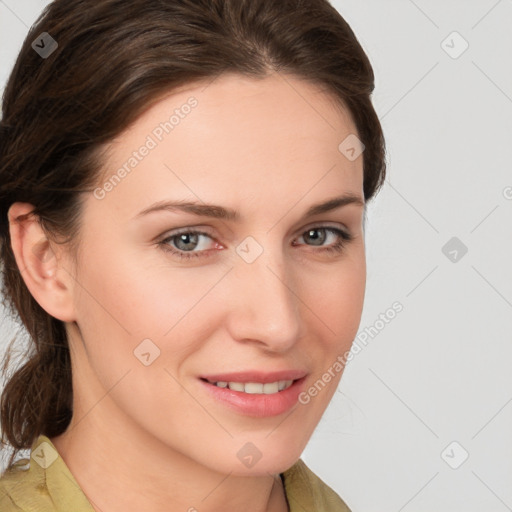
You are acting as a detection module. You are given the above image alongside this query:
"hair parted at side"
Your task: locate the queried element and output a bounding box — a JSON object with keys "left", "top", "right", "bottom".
{"left": 0, "top": 0, "right": 386, "bottom": 468}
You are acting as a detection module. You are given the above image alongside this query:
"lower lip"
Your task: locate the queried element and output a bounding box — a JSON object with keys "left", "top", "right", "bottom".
{"left": 199, "top": 377, "right": 307, "bottom": 417}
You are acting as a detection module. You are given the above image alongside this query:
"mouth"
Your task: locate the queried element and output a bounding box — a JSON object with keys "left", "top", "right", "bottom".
{"left": 198, "top": 373, "right": 308, "bottom": 417}
{"left": 199, "top": 377, "right": 297, "bottom": 394}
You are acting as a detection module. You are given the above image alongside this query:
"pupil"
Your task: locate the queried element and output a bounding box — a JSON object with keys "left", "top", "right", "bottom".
{"left": 177, "top": 233, "right": 198, "bottom": 250}
{"left": 307, "top": 228, "right": 324, "bottom": 246}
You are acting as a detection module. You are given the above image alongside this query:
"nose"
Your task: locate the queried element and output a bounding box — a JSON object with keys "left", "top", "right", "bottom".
{"left": 224, "top": 243, "right": 303, "bottom": 353}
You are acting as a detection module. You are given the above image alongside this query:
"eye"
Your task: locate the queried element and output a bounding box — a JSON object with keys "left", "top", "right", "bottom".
{"left": 157, "top": 225, "right": 353, "bottom": 261}
{"left": 158, "top": 229, "right": 218, "bottom": 260}
{"left": 294, "top": 226, "right": 353, "bottom": 255}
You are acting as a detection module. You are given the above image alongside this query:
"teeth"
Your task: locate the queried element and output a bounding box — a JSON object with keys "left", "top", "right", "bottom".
{"left": 229, "top": 382, "right": 245, "bottom": 392}
{"left": 212, "top": 380, "right": 294, "bottom": 394}
{"left": 263, "top": 382, "right": 279, "bottom": 394}
{"left": 278, "top": 380, "right": 290, "bottom": 391}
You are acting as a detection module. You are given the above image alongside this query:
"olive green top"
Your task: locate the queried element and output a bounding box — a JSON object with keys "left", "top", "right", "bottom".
{"left": 0, "top": 435, "right": 351, "bottom": 511}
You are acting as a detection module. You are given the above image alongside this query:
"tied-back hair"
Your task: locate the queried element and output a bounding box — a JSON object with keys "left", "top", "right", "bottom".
{"left": 0, "top": 0, "right": 386, "bottom": 469}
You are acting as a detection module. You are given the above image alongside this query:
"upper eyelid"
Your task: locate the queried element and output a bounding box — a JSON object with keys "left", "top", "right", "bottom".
{"left": 163, "top": 222, "right": 348, "bottom": 235}
{"left": 160, "top": 223, "right": 349, "bottom": 245}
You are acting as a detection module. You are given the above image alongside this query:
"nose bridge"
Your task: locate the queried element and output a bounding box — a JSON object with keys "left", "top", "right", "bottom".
{"left": 227, "top": 238, "right": 302, "bottom": 350}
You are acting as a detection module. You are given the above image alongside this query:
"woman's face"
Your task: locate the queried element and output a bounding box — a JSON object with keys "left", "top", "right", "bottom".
{"left": 63, "top": 72, "right": 366, "bottom": 475}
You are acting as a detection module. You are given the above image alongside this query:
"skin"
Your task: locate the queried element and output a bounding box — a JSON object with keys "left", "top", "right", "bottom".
{"left": 8, "top": 72, "right": 366, "bottom": 512}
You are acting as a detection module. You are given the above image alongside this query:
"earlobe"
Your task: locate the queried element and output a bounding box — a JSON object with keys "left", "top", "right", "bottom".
{"left": 8, "top": 202, "right": 77, "bottom": 322}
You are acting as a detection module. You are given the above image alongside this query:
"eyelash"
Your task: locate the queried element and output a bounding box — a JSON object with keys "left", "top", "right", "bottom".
{"left": 157, "top": 226, "right": 354, "bottom": 261}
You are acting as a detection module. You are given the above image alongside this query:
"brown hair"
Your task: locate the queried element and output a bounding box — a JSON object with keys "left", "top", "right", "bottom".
{"left": 0, "top": 0, "right": 386, "bottom": 468}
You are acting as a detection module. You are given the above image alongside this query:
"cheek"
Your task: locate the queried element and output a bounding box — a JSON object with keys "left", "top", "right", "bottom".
{"left": 304, "top": 250, "right": 366, "bottom": 345}
{"left": 296, "top": 256, "right": 365, "bottom": 418}
{"left": 70, "top": 248, "right": 225, "bottom": 370}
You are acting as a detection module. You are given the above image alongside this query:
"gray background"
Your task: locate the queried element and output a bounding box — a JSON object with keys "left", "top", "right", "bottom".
{"left": 1, "top": 1, "right": 511, "bottom": 510}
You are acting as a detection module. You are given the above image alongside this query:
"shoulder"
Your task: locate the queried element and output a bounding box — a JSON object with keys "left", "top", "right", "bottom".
{"left": 282, "top": 458, "right": 352, "bottom": 512}
{"left": 0, "top": 436, "right": 95, "bottom": 512}
{"left": 0, "top": 458, "right": 55, "bottom": 512}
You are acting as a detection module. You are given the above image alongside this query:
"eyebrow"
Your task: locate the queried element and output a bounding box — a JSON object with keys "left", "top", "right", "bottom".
{"left": 134, "top": 193, "right": 364, "bottom": 222}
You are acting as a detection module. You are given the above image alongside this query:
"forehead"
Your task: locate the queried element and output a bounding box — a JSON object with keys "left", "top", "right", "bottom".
{"left": 92, "top": 72, "right": 363, "bottom": 220}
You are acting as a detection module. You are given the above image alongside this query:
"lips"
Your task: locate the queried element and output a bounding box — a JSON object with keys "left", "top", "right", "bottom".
{"left": 199, "top": 369, "right": 308, "bottom": 384}
{"left": 199, "top": 374, "right": 308, "bottom": 417}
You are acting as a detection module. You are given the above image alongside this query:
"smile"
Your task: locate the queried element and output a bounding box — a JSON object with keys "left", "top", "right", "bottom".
{"left": 199, "top": 376, "right": 308, "bottom": 417}
{"left": 204, "top": 379, "right": 294, "bottom": 394}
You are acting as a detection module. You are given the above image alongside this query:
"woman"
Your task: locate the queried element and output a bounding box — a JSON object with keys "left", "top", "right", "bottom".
{"left": 0, "top": 0, "right": 386, "bottom": 510}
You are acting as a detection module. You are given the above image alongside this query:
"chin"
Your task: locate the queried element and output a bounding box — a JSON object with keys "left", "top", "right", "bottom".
{"left": 220, "top": 437, "right": 309, "bottom": 477}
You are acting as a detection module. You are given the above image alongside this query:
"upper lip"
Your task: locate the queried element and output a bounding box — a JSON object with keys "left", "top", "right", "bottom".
{"left": 200, "top": 370, "right": 308, "bottom": 383}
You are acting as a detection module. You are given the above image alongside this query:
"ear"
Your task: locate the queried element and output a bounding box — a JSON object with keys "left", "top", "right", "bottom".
{"left": 8, "top": 202, "right": 77, "bottom": 322}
